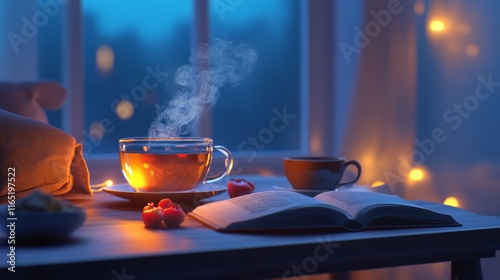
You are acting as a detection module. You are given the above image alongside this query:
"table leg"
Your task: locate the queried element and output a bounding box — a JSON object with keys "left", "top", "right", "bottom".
{"left": 451, "top": 259, "right": 483, "bottom": 280}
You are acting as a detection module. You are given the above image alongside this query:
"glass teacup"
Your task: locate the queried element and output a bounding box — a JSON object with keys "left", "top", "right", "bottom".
{"left": 119, "top": 137, "right": 233, "bottom": 192}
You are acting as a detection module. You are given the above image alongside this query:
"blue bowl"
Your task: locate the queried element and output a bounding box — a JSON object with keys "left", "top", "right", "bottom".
{"left": 0, "top": 204, "right": 86, "bottom": 241}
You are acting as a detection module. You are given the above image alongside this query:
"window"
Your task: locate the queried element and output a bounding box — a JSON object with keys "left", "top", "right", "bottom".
{"left": 82, "top": 0, "right": 193, "bottom": 154}
{"left": 23, "top": 0, "right": 337, "bottom": 182}
{"left": 210, "top": 0, "right": 301, "bottom": 153}
{"left": 81, "top": 0, "right": 302, "bottom": 156}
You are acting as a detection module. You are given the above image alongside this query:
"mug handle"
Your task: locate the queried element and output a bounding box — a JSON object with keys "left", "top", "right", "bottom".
{"left": 205, "top": 145, "right": 234, "bottom": 184}
{"left": 337, "top": 160, "right": 362, "bottom": 186}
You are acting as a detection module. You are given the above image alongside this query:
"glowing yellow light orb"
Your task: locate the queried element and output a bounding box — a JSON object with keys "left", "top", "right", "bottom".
{"left": 116, "top": 100, "right": 134, "bottom": 120}
{"left": 371, "top": 181, "right": 386, "bottom": 187}
{"left": 408, "top": 168, "right": 424, "bottom": 182}
{"left": 105, "top": 180, "right": 114, "bottom": 187}
{"left": 443, "top": 196, "right": 460, "bottom": 207}
{"left": 465, "top": 44, "right": 480, "bottom": 57}
{"left": 96, "top": 45, "right": 114, "bottom": 73}
{"left": 430, "top": 20, "right": 445, "bottom": 32}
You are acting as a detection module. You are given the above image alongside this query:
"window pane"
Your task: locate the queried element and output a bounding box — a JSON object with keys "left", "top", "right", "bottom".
{"left": 209, "top": 0, "right": 301, "bottom": 153}
{"left": 78, "top": 0, "right": 300, "bottom": 156}
{"left": 38, "top": 3, "right": 63, "bottom": 128}
{"left": 82, "top": 0, "right": 193, "bottom": 154}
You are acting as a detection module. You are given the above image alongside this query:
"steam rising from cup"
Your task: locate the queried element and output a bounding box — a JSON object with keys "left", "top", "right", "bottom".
{"left": 149, "top": 38, "right": 258, "bottom": 137}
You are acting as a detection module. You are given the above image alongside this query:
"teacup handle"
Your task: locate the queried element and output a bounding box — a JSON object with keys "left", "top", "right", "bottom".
{"left": 337, "top": 160, "right": 362, "bottom": 186}
{"left": 205, "top": 145, "right": 234, "bottom": 184}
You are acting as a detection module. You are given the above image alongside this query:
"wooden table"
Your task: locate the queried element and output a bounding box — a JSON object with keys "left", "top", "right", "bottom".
{"left": 2, "top": 176, "right": 500, "bottom": 279}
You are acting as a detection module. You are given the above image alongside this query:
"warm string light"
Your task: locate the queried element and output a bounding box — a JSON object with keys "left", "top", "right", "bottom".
{"left": 408, "top": 168, "right": 425, "bottom": 182}
{"left": 90, "top": 179, "right": 114, "bottom": 192}
{"left": 371, "top": 181, "right": 386, "bottom": 187}
{"left": 403, "top": 167, "right": 460, "bottom": 208}
{"left": 443, "top": 196, "right": 460, "bottom": 207}
{"left": 429, "top": 20, "right": 445, "bottom": 32}
{"left": 427, "top": 14, "right": 478, "bottom": 58}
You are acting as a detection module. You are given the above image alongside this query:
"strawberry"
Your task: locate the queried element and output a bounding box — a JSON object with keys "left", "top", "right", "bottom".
{"left": 227, "top": 178, "right": 255, "bottom": 198}
{"left": 142, "top": 207, "right": 164, "bottom": 228}
{"left": 158, "top": 198, "right": 173, "bottom": 209}
{"left": 162, "top": 203, "right": 186, "bottom": 228}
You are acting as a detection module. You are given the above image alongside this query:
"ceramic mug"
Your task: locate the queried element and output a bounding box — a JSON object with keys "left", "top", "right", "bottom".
{"left": 119, "top": 137, "right": 233, "bottom": 192}
{"left": 283, "top": 157, "right": 362, "bottom": 191}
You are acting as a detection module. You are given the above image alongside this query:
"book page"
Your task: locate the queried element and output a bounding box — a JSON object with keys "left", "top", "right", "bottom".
{"left": 314, "top": 191, "right": 420, "bottom": 219}
{"left": 190, "top": 191, "right": 329, "bottom": 229}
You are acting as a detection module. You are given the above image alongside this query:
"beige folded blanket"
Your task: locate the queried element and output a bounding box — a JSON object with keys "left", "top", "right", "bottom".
{"left": 0, "top": 109, "right": 91, "bottom": 202}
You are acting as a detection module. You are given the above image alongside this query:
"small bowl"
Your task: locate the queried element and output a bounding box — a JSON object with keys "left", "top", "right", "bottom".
{"left": 283, "top": 157, "right": 362, "bottom": 191}
{"left": 0, "top": 205, "right": 86, "bottom": 242}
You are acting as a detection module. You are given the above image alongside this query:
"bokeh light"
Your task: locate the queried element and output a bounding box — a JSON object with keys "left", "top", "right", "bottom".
{"left": 116, "top": 100, "right": 134, "bottom": 120}
{"left": 465, "top": 44, "right": 480, "bottom": 57}
{"left": 371, "top": 181, "right": 386, "bottom": 187}
{"left": 414, "top": 1, "right": 425, "bottom": 15}
{"left": 89, "top": 121, "right": 105, "bottom": 141}
{"left": 429, "top": 20, "right": 445, "bottom": 32}
{"left": 443, "top": 196, "right": 460, "bottom": 207}
{"left": 408, "top": 168, "right": 425, "bottom": 182}
{"left": 96, "top": 45, "right": 114, "bottom": 73}
{"left": 90, "top": 179, "right": 115, "bottom": 192}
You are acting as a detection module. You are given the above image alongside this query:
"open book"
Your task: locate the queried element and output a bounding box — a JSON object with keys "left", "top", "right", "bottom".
{"left": 188, "top": 191, "right": 461, "bottom": 232}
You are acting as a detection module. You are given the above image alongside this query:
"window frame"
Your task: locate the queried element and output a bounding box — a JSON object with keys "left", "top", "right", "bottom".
{"left": 63, "top": 0, "right": 337, "bottom": 183}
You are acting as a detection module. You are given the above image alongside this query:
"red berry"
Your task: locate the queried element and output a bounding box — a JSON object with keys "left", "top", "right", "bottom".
{"left": 143, "top": 202, "right": 155, "bottom": 211}
{"left": 247, "top": 181, "right": 255, "bottom": 191}
{"left": 162, "top": 204, "right": 186, "bottom": 228}
{"left": 142, "top": 207, "right": 164, "bottom": 228}
{"left": 227, "top": 178, "right": 255, "bottom": 198}
{"left": 158, "top": 198, "right": 173, "bottom": 209}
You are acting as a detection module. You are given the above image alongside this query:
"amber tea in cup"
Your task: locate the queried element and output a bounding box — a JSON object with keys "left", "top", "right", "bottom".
{"left": 119, "top": 137, "right": 233, "bottom": 192}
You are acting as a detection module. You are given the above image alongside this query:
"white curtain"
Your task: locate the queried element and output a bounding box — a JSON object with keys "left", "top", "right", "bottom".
{"left": 337, "top": 0, "right": 500, "bottom": 279}
{"left": 337, "top": 1, "right": 447, "bottom": 278}
{"left": 339, "top": 0, "right": 417, "bottom": 197}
